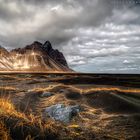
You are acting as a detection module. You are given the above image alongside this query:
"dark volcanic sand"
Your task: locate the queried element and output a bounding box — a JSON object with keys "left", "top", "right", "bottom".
{"left": 0, "top": 74, "right": 140, "bottom": 140}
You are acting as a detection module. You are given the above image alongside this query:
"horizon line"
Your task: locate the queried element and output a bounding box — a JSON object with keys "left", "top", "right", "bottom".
{"left": 0, "top": 71, "right": 139, "bottom": 75}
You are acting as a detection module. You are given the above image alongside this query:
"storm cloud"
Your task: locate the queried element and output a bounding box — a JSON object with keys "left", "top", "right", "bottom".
{"left": 0, "top": 0, "right": 140, "bottom": 73}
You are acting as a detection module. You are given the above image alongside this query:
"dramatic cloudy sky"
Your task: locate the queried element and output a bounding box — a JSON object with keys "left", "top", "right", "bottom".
{"left": 0, "top": 0, "right": 140, "bottom": 73}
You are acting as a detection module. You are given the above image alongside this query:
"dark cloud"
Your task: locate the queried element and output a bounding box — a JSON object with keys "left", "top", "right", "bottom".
{"left": 0, "top": 0, "right": 34, "bottom": 21}
{"left": 0, "top": 0, "right": 113, "bottom": 46}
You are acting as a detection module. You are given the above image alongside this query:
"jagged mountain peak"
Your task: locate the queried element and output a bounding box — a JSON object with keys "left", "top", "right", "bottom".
{"left": 0, "top": 41, "right": 71, "bottom": 72}
{"left": 42, "top": 41, "right": 53, "bottom": 52}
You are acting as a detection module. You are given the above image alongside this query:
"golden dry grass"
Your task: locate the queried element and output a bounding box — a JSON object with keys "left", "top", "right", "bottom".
{"left": 0, "top": 86, "right": 18, "bottom": 92}
{"left": 0, "top": 98, "right": 94, "bottom": 140}
{"left": 0, "top": 121, "right": 11, "bottom": 140}
{"left": 0, "top": 98, "right": 59, "bottom": 139}
{"left": 0, "top": 98, "right": 26, "bottom": 119}
{"left": 29, "top": 84, "right": 140, "bottom": 94}
{"left": 0, "top": 84, "right": 140, "bottom": 140}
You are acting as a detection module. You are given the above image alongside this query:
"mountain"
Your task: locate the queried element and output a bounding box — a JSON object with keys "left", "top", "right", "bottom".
{"left": 0, "top": 41, "right": 72, "bottom": 72}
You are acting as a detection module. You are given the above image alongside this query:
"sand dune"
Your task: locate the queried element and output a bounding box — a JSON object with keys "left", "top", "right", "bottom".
{"left": 0, "top": 74, "right": 140, "bottom": 139}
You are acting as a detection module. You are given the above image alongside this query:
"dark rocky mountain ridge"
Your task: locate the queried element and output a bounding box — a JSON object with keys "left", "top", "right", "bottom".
{"left": 0, "top": 41, "right": 72, "bottom": 72}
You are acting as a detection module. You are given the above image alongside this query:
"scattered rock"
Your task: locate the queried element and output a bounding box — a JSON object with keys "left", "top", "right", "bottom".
{"left": 44, "top": 104, "right": 81, "bottom": 123}
{"left": 40, "top": 92, "right": 54, "bottom": 98}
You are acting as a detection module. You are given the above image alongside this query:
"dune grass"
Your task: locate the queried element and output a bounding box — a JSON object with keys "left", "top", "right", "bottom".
{"left": 0, "top": 98, "right": 96, "bottom": 140}
{"left": 0, "top": 98, "right": 60, "bottom": 140}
